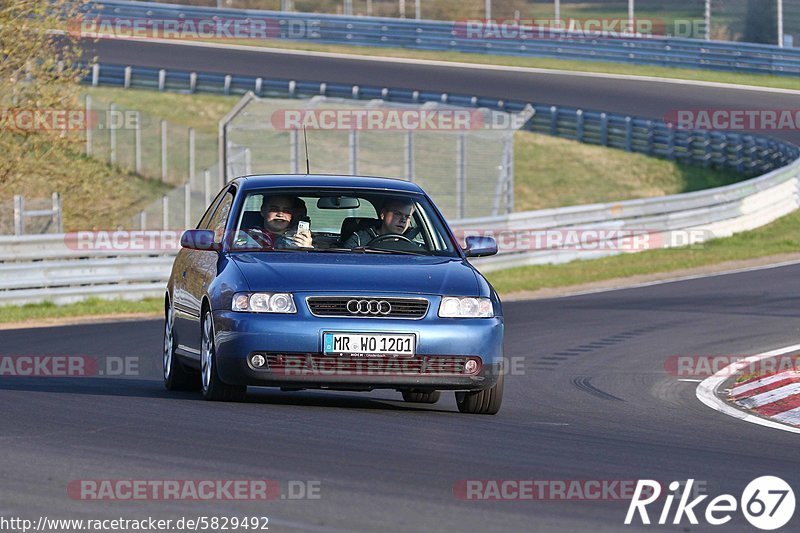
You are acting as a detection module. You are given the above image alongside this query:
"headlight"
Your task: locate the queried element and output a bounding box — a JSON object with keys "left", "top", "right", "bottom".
{"left": 438, "top": 297, "right": 493, "bottom": 318}
{"left": 232, "top": 292, "right": 297, "bottom": 313}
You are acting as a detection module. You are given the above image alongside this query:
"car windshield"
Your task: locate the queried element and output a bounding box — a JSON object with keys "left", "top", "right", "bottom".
{"left": 229, "top": 189, "right": 460, "bottom": 257}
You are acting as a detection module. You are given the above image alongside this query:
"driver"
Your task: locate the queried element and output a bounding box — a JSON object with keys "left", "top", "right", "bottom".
{"left": 343, "top": 198, "right": 415, "bottom": 248}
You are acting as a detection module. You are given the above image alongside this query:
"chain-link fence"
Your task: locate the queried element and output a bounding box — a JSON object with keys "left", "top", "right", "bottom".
{"left": 220, "top": 94, "right": 522, "bottom": 220}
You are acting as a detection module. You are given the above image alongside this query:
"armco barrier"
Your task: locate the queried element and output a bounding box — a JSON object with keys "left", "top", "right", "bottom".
{"left": 84, "top": 0, "right": 800, "bottom": 76}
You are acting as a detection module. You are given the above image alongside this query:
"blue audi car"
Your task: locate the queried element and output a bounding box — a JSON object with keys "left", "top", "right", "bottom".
{"left": 164, "top": 175, "right": 504, "bottom": 414}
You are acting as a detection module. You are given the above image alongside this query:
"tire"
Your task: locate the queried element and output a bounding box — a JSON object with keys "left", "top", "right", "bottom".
{"left": 455, "top": 373, "right": 504, "bottom": 415}
{"left": 163, "top": 300, "right": 198, "bottom": 391}
{"left": 401, "top": 390, "right": 441, "bottom": 404}
{"left": 201, "top": 310, "right": 247, "bottom": 402}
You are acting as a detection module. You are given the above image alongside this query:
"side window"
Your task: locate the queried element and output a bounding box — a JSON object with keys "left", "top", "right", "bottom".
{"left": 207, "top": 191, "right": 235, "bottom": 243}
{"left": 198, "top": 186, "right": 230, "bottom": 230}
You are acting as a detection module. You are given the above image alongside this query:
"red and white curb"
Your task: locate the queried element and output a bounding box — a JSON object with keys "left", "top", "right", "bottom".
{"left": 696, "top": 344, "right": 800, "bottom": 435}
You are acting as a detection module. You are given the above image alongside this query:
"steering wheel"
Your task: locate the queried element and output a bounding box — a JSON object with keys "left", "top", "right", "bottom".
{"left": 366, "top": 234, "right": 414, "bottom": 246}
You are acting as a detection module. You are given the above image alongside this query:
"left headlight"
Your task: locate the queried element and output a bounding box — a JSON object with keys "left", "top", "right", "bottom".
{"left": 438, "top": 297, "right": 494, "bottom": 318}
{"left": 232, "top": 292, "right": 297, "bottom": 314}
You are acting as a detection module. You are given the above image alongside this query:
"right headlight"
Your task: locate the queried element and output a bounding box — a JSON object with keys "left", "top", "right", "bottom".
{"left": 232, "top": 292, "right": 297, "bottom": 313}
{"left": 438, "top": 297, "right": 494, "bottom": 318}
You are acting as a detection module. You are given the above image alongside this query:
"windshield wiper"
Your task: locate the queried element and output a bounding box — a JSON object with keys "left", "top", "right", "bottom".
{"left": 351, "top": 246, "right": 425, "bottom": 256}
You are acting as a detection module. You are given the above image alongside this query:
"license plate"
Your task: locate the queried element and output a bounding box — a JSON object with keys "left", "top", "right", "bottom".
{"left": 323, "top": 332, "right": 416, "bottom": 357}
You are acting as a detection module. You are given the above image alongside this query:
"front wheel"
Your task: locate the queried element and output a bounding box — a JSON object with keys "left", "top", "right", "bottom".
{"left": 164, "top": 300, "right": 198, "bottom": 391}
{"left": 455, "top": 373, "right": 504, "bottom": 415}
{"left": 201, "top": 310, "right": 246, "bottom": 402}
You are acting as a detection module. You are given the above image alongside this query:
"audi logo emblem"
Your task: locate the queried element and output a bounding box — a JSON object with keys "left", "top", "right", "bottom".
{"left": 347, "top": 299, "right": 392, "bottom": 315}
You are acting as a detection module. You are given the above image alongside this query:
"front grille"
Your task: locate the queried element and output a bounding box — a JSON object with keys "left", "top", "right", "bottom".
{"left": 307, "top": 297, "right": 429, "bottom": 318}
{"left": 259, "top": 354, "right": 482, "bottom": 376}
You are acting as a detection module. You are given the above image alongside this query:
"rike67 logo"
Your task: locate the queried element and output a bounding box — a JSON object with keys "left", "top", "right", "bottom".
{"left": 625, "top": 477, "right": 795, "bottom": 530}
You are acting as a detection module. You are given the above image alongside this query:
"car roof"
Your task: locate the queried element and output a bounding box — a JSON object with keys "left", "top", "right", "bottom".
{"left": 234, "top": 174, "right": 424, "bottom": 194}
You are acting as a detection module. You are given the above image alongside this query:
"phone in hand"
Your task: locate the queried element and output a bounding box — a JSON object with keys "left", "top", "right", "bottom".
{"left": 297, "top": 217, "right": 310, "bottom": 233}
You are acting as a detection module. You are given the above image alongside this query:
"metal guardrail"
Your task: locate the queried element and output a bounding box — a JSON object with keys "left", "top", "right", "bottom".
{"left": 87, "top": 0, "right": 800, "bottom": 76}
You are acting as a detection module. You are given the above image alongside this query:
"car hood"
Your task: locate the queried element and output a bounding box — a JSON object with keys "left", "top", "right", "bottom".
{"left": 229, "top": 252, "right": 479, "bottom": 295}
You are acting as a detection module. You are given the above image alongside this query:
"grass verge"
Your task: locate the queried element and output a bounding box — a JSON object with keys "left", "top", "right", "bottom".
{"left": 0, "top": 298, "right": 163, "bottom": 325}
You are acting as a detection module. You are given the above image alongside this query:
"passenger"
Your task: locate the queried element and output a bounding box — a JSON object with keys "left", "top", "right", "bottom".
{"left": 343, "top": 198, "right": 415, "bottom": 248}
{"left": 253, "top": 195, "right": 312, "bottom": 249}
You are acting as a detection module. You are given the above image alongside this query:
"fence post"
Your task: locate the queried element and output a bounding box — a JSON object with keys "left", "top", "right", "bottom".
{"left": 91, "top": 63, "right": 99, "bottom": 86}
{"left": 404, "top": 130, "right": 414, "bottom": 182}
{"left": 109, "top": 103, "right": 117, "bottom": 165}
{"left": 667, "top": 125, "right": 676, "bottom": 160}
{"left": 184, "top": 182, "right": 192, "bottom": 229}
{"left": 645, "top": 120, "right": 654, "bottom": 154}
{"left": 13, "top": 195, "right": 23, "bottom": 236}
{"left": 162, "top": 196, "right": 169, "bottom": 230}
{"left": 135, "top": 111, "right": 142, "bottom": 174}
{"left": 204, "top": 168, "right": 211, "bottom": 206}
{"left": 85, "top": 94, "right": 92, "bottom": 156}
{"left": 124, "top": 66, "right": 131, "bottom": 89}
{"left": 139, "top": 210, "right": 146, "bottom": 231}
{"left": 575, "top": 109, "right": 584, "bottom": 142}
{"left": 224, "top": 75, "right": 231, "bottom": 95}
{"left": 549, "top": 106, "right": 558, "bottom": 136}
{"left": 290, "top": 129, "right": 299, "bottom": 173}
{"left": 158, "top": 69, "right": 166, "bottom": 91}
{"left": 161, "top": 120, "right": 168, "bottom": 182}
{"left": 349, "top": 129, "right": 358, "bottom": 175}
{"left": 624, "top": 116, "right": 633, "bottom": 151}
{"left": 456, "top": 133, "right": 466, "bottom": 219}
{"left": 245, "top": 148, "right": 252, "bottom": 175}
{"left": 600, "top": 112, "right": 608, "bottom": 146}
{"left": 189, "top": 127, "right": 196, "bottom": 186}
{"left": 52, "top": 192, "right": 63, "bottom": 234}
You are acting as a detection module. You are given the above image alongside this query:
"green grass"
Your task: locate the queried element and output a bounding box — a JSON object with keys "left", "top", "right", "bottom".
{"left": 0, "top": 298, "right": 162, "bottom": 324}
{"left": 487, "top": 207, "right": 800, "bottom": 294}
{"left": 513, "top": 132, "right": 741, "bottom": 210}
{"left": 194, "top": 38, "right": 800, "bottom": 91}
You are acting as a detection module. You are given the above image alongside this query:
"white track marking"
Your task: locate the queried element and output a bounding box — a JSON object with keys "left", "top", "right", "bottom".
{"left": 772, "top": 407, "right": 800, "bottom": 426}
{"left": 738, "top": 382, "right": 800, "bottom": 409}
{"left": 696, "top": 344, "right": 800, "bottom": 434}
{"left": 92, "top": 35, "right": 800, "bottom": 96}
{"left": 730, "top": 371, "right": 799, "bottom": 396}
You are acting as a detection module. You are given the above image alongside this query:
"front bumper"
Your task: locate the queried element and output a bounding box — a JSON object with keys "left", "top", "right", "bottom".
{"left": 212, "top": 302, "right": 504, "bottom": 391}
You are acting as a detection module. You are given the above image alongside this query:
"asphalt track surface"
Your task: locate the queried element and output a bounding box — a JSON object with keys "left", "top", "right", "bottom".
{"left": 83, "top": 38, "right": 800, "bottom": 145}
{"left": 2, "top": 264, "right": 800, "bottom": 531}
{"left": 2, "top": 39, "right": 797, "bottom": 531}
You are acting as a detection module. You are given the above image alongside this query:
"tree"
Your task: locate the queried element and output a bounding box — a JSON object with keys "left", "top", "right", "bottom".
{"left": 0, "top": 0, "right": 89, "bottom": 184}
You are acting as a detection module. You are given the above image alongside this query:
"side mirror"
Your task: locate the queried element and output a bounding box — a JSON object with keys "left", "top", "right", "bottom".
{"left": 463, "top": 236, "right": 498, "bottom": 257}
{"left": 181, "top": 229, "right": 219, "bottom": 251}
